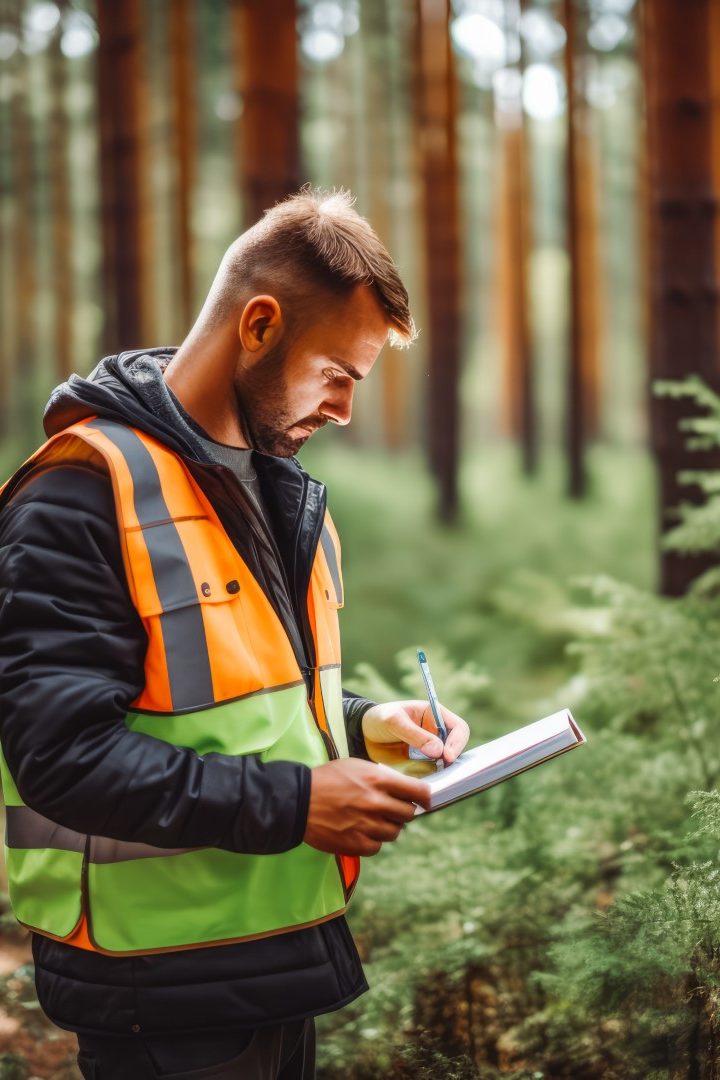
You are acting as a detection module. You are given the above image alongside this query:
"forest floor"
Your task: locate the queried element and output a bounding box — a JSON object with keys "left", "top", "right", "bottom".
{"left": 0, "top": 919, "right": 78, "bottom": 1079}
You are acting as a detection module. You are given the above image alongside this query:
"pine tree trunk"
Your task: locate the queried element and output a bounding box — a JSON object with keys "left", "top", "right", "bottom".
{"left": 96, "top": 0, "right": 153, "bottom": 352}
{"left": 49, "top": 0, "right": 73, "bottom": 382}
{"left": 643, "top": 0, "right": 720, "bottom": 596}
{"left": 9, "top": 3, "right": 38, "bottom": 445}
{"left": 497, "top": 120, "right": 536, "bottom": 475}
{"left": 0, "top": 1, "right": 14, "bottom": 439}
{"left": 169, "top": 0, "right": 196, "bottom": 332}
{"left": 414, "top": 0, "right": 462, "bottom": 522}
{"left": 498, "top": 0, "right": 537, "bottom": 474}
{"left": 576, "top": 112, "right": 603, "bottom": 442}
{"left": 562, "top": 0, "right": 586, "bottom": 498}
{"left": 231, "top": 0, "right": 300, "bottom": 230}
{"left": 362, "top": 0, "right": 407, "bottom": 451}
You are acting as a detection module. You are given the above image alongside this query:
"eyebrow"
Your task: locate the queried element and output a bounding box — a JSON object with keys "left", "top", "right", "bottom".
{"left": 329, "top": 357, "right": 366, "bottom": 381}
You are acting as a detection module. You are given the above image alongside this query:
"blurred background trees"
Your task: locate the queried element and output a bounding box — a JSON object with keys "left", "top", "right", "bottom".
{"left": 1, "top": 0, "right": 649, "bottom": 542}
{"left": 4, "top": 1, "right": 720, "bottom": 1077}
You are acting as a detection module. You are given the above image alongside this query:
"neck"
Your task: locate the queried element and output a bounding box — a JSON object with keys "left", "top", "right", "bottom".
{"left": 164, "top": 330, "right": 250, "bottom": 448}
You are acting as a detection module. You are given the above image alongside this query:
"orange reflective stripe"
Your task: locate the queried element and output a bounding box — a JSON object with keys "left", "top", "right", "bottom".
{"left": 82, "top": 420, "right": 216, "bottom": 711}
{"left": 338, "top": 853, "right": 360, "bottom": 898}
{"left": 138, "top": 433, "right": 301, "bottom": 696}
{"left": 65, "top": 914, "right": 94, "bottom": 952}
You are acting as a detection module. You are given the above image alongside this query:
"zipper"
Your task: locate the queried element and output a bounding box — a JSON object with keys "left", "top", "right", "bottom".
{"left": 291, "top": 477, "right": 341, "bottom": 761}
{"left": 190, "top": 458, "right": 339, "bottom": 759}
{"left": 308, "top": 691, "right": 339, "bottom": 761}
{"left": 80, "top": 834, "right": 92, "bottom": 940}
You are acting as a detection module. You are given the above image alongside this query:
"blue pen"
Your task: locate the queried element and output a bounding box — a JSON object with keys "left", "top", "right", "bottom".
{"left": 409, "top": 649, "right": 448, "bottom": 761}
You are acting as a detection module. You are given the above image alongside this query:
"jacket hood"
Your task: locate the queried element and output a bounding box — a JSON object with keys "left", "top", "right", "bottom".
{"left": 43, "top": 348, "right": 213, "bottom": 463}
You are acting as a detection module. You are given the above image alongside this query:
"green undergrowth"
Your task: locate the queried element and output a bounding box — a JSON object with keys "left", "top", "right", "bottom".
{"left": 303, "top": 427, "right": 720, "bottom": 1077}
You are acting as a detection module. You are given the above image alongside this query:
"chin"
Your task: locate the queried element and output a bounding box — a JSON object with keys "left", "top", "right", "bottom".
{"left": 257, "top": 435, "right": 307, "bottom": 458}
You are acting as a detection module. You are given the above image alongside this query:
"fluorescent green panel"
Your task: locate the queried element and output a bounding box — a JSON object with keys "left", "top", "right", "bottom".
{"left": 88, "top": 843, "right": 346, "bottom": 952}
{"left": 7, "top": 848, "right": 83, "bottom": 937}
{"left": 126, "top": 683, "right": 328, "bottom": 765}
{"left": 0, "top": 747, "right": 23, "bottom": 807}
{"left": 320, "top": 666, "right": 349, "bottom": 759}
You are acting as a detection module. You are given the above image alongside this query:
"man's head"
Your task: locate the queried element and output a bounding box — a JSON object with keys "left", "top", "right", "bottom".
{"left": 170, "top": 187, "right": 415, "bottom": 456}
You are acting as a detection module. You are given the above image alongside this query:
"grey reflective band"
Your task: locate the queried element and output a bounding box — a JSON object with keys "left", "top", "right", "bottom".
{"left": 89, "top": 836, "right": 200, "bottom": 864}
{"left": 6, "top": 805, "right": 85, "bottom": 854}
{"left": 320, "top": 525, "right": 343, "bottom": 604}
{"left": 6, "top": 806, "right": 200, "bottom": 863}
{"left": 86, "top": 420, "right": 215, "bottom": 710}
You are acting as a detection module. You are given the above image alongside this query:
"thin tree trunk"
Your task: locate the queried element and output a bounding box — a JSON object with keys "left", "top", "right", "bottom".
{"left": 96, "top": 0, "right": 153, "bottom": 351}
{"left": 169, "top": 0, "right": 196, "bottom": 332}
{"left": 362, "top": 0, "right": 407, "bottom": 451}
{"left": 643, "top": 0, "right": 720, "bottom": 596}
{"left": 231, "top": 0, "right": 299, "bottom": 229}
{"left": 563, "top": 0, "right": 586, "bottom": 498}
{"left": 498, "top": 0, "right": 536, "bottom": 474}
{"left": 0, "top": 0, "right": 14, "bottom": 438}
{"left": 576, "top": 113, "right": 603, "bottom": 442}
{"left": 49, "top": 1, "right": 73, "bottom": 382}
{"left": 497, "top": 120, "right": 537, "bottom": 474}
{"left": 9, "top": 3, "right": 38, "bottom": 445}
{"left": 414, "top": 0, "right": 462, "bottom": 522}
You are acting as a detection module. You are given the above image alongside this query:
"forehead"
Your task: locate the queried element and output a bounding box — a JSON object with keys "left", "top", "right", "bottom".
{"left": 301, "top": 286, "right": 390, "bottom": 370}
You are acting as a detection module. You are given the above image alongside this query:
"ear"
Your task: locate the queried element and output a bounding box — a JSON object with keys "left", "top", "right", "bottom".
{"left": 238, "top": 295, "right": 283, "bottom": 354}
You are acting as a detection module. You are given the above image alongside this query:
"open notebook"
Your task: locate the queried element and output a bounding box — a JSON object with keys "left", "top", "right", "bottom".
{"left": 405, "top": 708, "right": 586, "bottom": 815}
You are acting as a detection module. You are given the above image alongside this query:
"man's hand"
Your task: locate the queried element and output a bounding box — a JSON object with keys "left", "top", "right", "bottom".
{"left": 361, "top": 699, "right": 470, "bottom": 765}
{"left": 303, "top": 758, "right": 432, "bottom": 857}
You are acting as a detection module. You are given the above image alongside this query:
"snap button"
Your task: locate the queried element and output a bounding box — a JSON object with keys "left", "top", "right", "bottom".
{"left": 226, "top": 580, "right": 240, "bottom": 594}
{"left": 201, "top": 582, "right": 211, "bottom": 597}
{"left": 131, "top": 1023, "right": 141, "bottom": 1033}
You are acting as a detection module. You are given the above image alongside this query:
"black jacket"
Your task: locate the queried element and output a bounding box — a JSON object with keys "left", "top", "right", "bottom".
{"left": 0, "top": 350, "right": 374, "bottom": 1037}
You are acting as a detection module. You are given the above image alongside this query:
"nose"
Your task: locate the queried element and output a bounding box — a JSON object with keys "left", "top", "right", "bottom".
{"left": 320, "top": 382, "right": 354, "bottom": 426}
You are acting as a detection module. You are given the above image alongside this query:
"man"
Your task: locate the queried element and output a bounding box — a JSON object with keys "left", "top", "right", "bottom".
{"left": 0, "top": 188, "right": 468, "bottom": 1079}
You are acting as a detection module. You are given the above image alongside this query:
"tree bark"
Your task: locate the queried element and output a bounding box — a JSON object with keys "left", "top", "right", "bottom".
{"left": 231, "top": 0, "right": 300, "bottom": 230}
{"left": 9, "top": 2, "right": 37, "bottom": 444}
{"left": 575, "top": 110, "right": 603, "bottom": 442}
{"left": 49, "top": 0, "right": 73, "bottom": 382}
{"left": 96, "top": 0, "right": 153, "bottom": 352}
{"left": 643, "top": 0, "right": 720, "bottom": 596}
{"left": 414, "top": 0, "right": 462, "bottom": 522}
{"left": 169, "top": 0, "right": 197, "bottom": 332}
{"left": 497, "top": 119, "right": 537, "bottom": 475}
{"left": 362, "top": 0, "right": 407, "bottom": 451}
{"left": 0, "top": 0, "right": 14, "bottom": 439}
{"left": 562, "top": 0, "right": 586, "bottom": 498}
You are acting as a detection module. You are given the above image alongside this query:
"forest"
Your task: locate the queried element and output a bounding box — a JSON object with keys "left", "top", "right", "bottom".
{"left": 2, "top": 0, "right": 720, "bottom": 1077}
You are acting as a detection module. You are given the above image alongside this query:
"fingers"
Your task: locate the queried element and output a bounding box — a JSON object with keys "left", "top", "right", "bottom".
{"left": 374, "top": 769, "right": 432, "bottom": 811}
{"left": 392, "top": 710, "right": 445, "bottom": 760}
{"left": 371, "top": 792, "right": 423, "bottom": 825}
{"left": 440, "top": 707, "right": 470, "bottom": 764}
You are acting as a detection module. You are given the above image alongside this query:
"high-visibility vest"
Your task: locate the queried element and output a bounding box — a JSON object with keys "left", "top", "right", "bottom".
{"left": 0, "top": 417, "right": 360, "bottom": 955}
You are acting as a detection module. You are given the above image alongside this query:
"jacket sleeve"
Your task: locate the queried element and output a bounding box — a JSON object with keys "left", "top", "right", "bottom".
{"left": 342, "top": 690, "right": 376, "bottom": 760}
{"left": 0, "top": 463, "right": 310, "bottom": 856}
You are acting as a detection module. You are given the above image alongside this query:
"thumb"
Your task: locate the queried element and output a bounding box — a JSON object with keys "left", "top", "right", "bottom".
{"left": 393, "top": 711, "right": 444, "bottom": 759}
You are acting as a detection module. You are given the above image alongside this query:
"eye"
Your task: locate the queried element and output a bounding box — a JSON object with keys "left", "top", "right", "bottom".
{"left": 322, "top": 368, "right": 342, "bottom": 383}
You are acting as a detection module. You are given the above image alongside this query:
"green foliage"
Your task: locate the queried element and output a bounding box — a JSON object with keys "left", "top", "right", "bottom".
{"left": 309, "top": 406, "right": 720, "bottom": 1077}
{"left": 0, "top": 1057, "right": 27, "bottom": 1080}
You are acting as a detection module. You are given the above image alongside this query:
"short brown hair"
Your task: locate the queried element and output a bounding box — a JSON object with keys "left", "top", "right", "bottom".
{"left": 205, "top": 186, "right": 416, "bottom": 348}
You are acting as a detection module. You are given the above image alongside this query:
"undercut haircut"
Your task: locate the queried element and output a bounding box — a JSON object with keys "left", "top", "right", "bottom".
{"left": 201, "top": 186, "right": 416, "bottom": 348}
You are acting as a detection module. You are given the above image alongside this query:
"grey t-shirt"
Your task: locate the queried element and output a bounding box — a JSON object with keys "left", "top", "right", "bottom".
{"left": 166, "top": 388, "right": 270, "bottom": 531}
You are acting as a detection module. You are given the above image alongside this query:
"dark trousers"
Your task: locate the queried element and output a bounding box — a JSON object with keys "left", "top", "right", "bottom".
{"left": 76, "top": 1019, "right": 315, "bottom": 1079}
